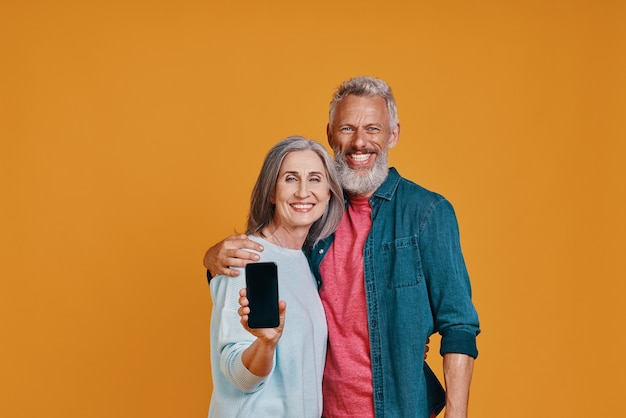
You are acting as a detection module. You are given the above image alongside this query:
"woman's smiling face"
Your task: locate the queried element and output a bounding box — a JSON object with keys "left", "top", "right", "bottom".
{"left": 271, "top": 149, "right": 331, "bottom": 232}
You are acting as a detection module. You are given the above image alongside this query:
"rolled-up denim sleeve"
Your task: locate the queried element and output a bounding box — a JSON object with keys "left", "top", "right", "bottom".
{"left": 420, "top": 198, "right": 480, "bottom": 358}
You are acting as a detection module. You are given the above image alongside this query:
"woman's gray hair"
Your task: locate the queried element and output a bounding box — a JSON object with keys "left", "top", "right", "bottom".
{"left": 328, "top": 76, "right": 399, "bottom": 132}
{"left": 246, "top": 136, "right": 344, "bottom": 249}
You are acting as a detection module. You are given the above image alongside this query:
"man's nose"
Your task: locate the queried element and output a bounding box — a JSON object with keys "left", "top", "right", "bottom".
{"left": 351, "top": 129, "right": 366, "bottom": 148}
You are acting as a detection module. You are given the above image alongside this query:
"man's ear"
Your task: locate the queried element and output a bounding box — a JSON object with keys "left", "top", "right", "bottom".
{"left": 326, "top": 123, "right": 334, "bottom": 147}
{"left": 388, "top": 123, "right": 401, "bottom": 149}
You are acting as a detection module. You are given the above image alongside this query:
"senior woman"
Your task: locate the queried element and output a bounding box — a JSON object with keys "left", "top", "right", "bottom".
{"left": 208, "top": 136, "right": 344, "bottom": 418}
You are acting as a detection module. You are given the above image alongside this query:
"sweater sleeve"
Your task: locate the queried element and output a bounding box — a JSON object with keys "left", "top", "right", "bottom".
{"left": 420, "top": 198, "right": 481, "bottom": 358}
{"left": 210, "top": 274, "right": 275, "bottom": 392}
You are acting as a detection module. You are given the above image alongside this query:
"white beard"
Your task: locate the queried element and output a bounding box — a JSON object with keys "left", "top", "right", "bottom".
{"left": 335, "top": 148, "right": 389, "bottom": 196}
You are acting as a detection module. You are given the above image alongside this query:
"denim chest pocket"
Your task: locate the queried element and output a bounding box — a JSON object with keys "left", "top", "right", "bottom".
{"left": 381, "top": 236, "right": 424, "bottom": 288}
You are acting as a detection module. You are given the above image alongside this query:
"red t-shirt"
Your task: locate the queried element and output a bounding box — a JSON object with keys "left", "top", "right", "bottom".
{"left": 319, "top": 197, "right": 374, "bottom": 417}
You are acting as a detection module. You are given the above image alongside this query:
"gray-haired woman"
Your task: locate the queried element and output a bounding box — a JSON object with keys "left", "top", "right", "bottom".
{"left": 208, "top": 136, "right": 344, "bottom": 418}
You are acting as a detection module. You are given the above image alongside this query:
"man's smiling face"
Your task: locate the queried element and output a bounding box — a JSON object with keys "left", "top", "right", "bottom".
{"left": 327, "top": 94, "right": 399, "bottom": 197}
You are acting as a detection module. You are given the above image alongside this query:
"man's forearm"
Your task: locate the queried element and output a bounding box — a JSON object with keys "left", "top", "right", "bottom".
{"left": 442, "top": 353, "right": 474, "bottom": 418}
{"left": 203, "top": 234, "right": 264, "bottom": 278}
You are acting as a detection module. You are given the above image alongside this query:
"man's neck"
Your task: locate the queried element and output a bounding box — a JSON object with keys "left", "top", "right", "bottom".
{"left": 347, "top": 191, "right": 374, "bottom": 199}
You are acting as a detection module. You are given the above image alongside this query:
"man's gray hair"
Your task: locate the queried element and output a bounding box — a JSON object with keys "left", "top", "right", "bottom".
{"left": 328, "top": 76, "right": 399, "bottom": 131}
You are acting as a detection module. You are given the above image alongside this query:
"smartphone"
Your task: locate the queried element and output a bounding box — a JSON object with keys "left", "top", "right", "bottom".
{"left": 245, "top": 262, "right": 279, "bottom": 328}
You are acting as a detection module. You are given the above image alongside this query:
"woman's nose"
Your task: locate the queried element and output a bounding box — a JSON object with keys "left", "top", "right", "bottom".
{"left": 295, "top": 182, "right": 310, "bottom": 198}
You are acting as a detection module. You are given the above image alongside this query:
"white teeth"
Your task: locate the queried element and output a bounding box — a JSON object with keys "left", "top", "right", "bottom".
{"left": 350, "top": 153, "right": 371, "bottom": 162}
{"left": 292, "top": 204, "right": 313, "bottom": 209}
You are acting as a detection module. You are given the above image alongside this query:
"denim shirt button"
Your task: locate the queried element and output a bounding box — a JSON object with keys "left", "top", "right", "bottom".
{"left": 318, "top": 249, "right": 324, "bottom": 254}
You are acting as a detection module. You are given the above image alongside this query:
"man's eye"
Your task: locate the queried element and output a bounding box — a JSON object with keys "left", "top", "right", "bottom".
{"left": 340, "top": 127, "right": 353, "bottom": 132}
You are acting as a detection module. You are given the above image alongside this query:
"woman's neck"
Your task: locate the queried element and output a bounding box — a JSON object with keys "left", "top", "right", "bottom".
{"left": 261, "top": 224, "right": 308, "bottom": 250}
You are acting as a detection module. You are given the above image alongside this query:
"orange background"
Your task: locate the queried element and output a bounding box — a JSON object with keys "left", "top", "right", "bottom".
{"left": 1, "top": 1, "right": 624, "bottom": 417}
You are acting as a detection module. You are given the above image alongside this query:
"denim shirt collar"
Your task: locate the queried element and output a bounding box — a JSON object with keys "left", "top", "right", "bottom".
{"left": 369, "top": 167, "right": 401, "bottom": 203}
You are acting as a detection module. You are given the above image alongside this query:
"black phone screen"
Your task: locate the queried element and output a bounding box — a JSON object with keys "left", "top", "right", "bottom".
{"left": 245, "top": 262, "right": 279, "bottom": 328}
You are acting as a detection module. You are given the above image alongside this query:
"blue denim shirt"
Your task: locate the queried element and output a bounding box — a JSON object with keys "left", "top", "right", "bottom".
{"left": 308, "top": 168, "right": 480, "bottom": 417}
